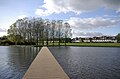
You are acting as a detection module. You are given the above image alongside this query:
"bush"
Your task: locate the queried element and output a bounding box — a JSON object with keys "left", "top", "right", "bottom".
{"left": 0, "top": 40, "right": 15, "bottom": 45}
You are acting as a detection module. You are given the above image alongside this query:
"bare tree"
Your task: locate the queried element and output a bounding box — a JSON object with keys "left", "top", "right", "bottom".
{"left": 7, "top": 17, "right": 72, "bottom": 46}
{"left": 51, "top": 20, "right": 56, "bottom": 46}
{"left": 64, "top": 22, "right": 72, "bottom": 46}
{"left": 57, "top": 20, "right": 63, "bottom": 46}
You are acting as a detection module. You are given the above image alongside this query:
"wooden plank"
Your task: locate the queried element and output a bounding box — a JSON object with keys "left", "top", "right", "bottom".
{"left": 23, "top": 46, "right": 69, "bottom": 79}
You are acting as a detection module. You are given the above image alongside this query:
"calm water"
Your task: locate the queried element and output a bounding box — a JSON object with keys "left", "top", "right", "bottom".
{"left": 0, "top": 46, "right": 40, "bottom": 79}
{"left": 49, "top": 47, "right": 120, "bottom": 79}
{"left": 0, "top": 46, "right": 120, "bottom": 79}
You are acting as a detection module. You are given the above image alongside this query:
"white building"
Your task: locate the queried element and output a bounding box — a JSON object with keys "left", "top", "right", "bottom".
{"left": 72, "top": 36, "right": 117, "bottom": 43}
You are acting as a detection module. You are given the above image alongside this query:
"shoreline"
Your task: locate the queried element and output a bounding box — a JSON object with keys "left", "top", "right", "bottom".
{"left": 0, "top": 43, "right": 120, "bottom": 47}
{"left": 34, "top": 43, "right": 120, "bottom": 47}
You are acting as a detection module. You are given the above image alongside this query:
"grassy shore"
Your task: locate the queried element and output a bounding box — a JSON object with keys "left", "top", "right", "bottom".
{"left": 9, "top": 42, "right": 120, "bottom": 47}
{"left": 48, "top": 42, "right": 120, "bottom": 47}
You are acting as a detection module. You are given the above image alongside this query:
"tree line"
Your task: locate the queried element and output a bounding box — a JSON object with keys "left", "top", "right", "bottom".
{"left": 7, "top": 17, "right": 72, "bottom": 46}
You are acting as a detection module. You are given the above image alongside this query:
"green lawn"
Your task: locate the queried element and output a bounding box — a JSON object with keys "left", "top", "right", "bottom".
{"left": 48, "top": 42, "right": 120, "bottom": 47}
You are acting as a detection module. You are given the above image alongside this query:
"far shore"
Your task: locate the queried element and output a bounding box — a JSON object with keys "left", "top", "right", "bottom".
{"left": 37, "top": 42, "right": 120, "bottom": 47}
{"left": 0, "top": 42, "right": 120, "bottom": 47}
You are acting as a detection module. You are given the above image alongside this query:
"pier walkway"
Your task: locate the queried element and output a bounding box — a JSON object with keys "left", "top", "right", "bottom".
{"left": 23, "top": 47, "right": 69, "bottom": 79}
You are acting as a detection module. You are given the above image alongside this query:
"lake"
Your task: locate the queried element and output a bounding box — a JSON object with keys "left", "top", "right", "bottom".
{"left": 49, "top": 47, "right": 120, "bottom": 79}
{"left": 0, "top": 46, "right": 120, "bottom": 79}
{"left": 0, "top": 46, "right": 40, "bottom": 79}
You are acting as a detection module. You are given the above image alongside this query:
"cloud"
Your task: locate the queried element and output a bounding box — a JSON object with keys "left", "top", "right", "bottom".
{"left": 67, "top": 17, "right": 120, "bottom": 30}
{"left": 35, "top": 8, "right": 51, "bottom": 16}
{"left": 73, "top": 31, "right": 103, "bottom": 37}
{"left": 0, "top": 28, "right": 7, "bottom": 32}
{"left": 35, "top": 0, "right": 73, "bottom": 16}
{"left": 17, "top": 15, "right": 27, "bottom": 19}
{"left": 35, "top": 0, "right": 120, "bottom": 16}
{"left": 116, "top": 8, "right": 120, "bottom": 13}
{"left": 103, "top": 0, "right": 120, "bottom": 12}
{"left": 0, "top": 32, "right": 7, "bottom": 37}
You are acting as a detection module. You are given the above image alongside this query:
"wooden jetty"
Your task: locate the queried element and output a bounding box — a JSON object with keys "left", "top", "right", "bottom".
{"left": 23, "top": 47, "right": 69, "bottom": 79}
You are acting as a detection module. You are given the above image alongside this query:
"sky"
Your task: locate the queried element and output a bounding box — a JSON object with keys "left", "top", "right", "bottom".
{"left": 0, "top": 0, "right": 120, "bottom": 37}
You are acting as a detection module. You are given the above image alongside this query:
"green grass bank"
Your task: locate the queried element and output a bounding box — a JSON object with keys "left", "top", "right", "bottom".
{"left": 48, "top": 43, "right": 120, "bottom": 47}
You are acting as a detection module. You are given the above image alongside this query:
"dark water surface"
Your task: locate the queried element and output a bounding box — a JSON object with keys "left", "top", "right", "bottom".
{"left": 0, "top": 46, "right": 40, "bottom": 79}
{"left": 0, "top": 46, "right": 120, "bottom": 79}
{"left": 49, "top": 47, "right": 120, "bottom": 79}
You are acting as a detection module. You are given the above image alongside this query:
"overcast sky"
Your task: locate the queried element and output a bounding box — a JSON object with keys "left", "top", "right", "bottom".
{"left": 0, "top": 0, "right": 120, "bottom": 37}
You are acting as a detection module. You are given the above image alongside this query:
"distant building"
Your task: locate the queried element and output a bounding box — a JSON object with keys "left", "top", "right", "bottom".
{"left": 92, "top": 36, "right": 117, "bottom": 43}
{"left": 72, "top": 36, "right": 117, "bottom": 43}
{"left": 72, "top": 37, "right": 80, "bottom": 42}
{"left": 83, "top": 38, "right": 90, "bottom": 42}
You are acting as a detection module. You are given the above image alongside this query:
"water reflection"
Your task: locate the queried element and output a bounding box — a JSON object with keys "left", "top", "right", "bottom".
{"left": 0, "top": 46, "right": 40, "bottom": 79}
